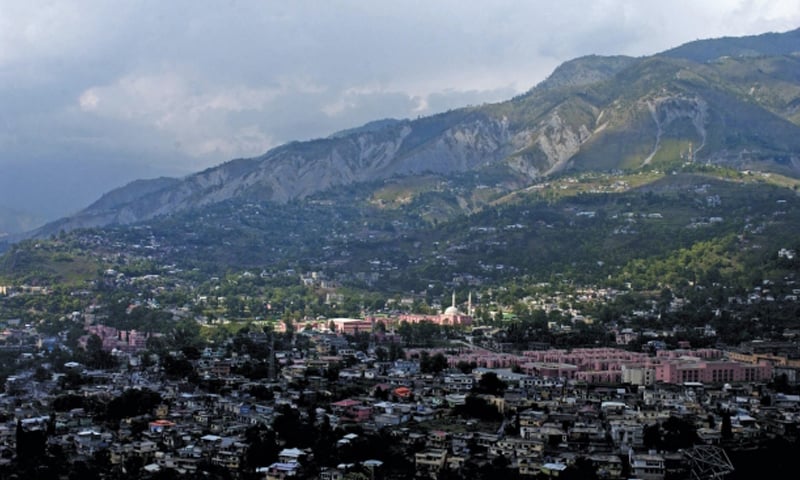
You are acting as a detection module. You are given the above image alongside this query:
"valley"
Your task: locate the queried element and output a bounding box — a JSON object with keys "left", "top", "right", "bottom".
{"left": 1, "top": 27, "right": 800, "bottom": 480}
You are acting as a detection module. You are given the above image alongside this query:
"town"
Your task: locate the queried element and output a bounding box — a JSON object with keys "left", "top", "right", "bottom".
{"left": 1, "top": 251, "right": 799, "bottom": 480}
{"left": 4, "top": 8, "right": 800, "bottom": 480}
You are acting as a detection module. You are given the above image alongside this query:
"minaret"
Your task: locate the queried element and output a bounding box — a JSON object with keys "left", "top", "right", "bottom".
{"left": 468, "top": 292, "right": 472, "bottom": 316}
{"left": 452, "top": 291, "right": 456, "bottom": 309}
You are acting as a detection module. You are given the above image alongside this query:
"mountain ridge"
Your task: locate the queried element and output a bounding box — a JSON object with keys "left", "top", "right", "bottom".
{"left": 16, "top": 28, "right": 800, "bottom": 240}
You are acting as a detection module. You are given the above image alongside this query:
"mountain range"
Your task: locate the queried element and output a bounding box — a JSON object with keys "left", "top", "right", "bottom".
{"left": 10, "top": 28, "right": 800, "bottom": 240}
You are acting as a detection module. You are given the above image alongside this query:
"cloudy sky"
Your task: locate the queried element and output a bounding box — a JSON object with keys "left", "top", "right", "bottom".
{"left": 1, "top": 0, "right": 799, "bottom": 222}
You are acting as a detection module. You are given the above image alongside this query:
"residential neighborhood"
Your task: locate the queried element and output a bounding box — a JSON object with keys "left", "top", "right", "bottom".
{"left": 1, "top": 266, "right": 799, "bottom": 479}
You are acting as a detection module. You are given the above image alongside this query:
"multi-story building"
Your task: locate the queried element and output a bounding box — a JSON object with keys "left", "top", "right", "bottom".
{"left": 655, "top": 359, "right": 772, "bottom": 384}
{"left": 628, "top": 450, "right": 665, "bottom": 480}
{"left": 415, "top": 449, "right": 447, "bottom": 478}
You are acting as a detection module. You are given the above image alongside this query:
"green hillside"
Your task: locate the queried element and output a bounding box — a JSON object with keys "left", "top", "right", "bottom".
{"left": 4, "top": 165, "right": 797, "bottom": 301}
{"left": 0, "top": 239, "right": 100, "bottom": 285}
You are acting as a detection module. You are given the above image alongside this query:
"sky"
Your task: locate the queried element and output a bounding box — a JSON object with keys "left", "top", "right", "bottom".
{"left": 1, "top": 0, "right": 799, "bottom": 223}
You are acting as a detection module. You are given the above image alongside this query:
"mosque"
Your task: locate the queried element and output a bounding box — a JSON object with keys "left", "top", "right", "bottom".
{"left": 394, "top": 292, "right": 473, "bottom": 327}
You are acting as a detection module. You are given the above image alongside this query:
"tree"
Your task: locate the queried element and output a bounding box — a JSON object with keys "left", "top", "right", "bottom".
{"left": 272, "top": 405, "right": 315, "bottom": 448}
{"left": 324, "top": 364, "right": 341, "bottom": 382}
{"left": 643, "top": 423, "right": 661, "bottom": 450}
{"left": 457, "top": 361, "right": 476, "bottom": 374}
{"left": 105, "top": 388, "right": 162, "bottom": 422}
{"left": 721, "top": 410, "right": 733, "bottom": 440}
{"left": 388, "top": 342, "right": 404, "bottom": 361}
{"left": 226, "top": 296, "right": 245, "bottom": 317}
{"left": 85, "top": 334, "right": 115, "bottom": 369}
{"left": 562, "top": 456, "right": 598, "bottom": 480}
{"left": 52, "top": 394, "right": 86, "bottom": 412}
{"left": 453, "top": 395, "right": 502, "bottom": 422}
{"left": 34, "top": 366, "right": 50, "bottom": 382}
{"left": 169, "top": 319, "right": 203, "bottom": 350}
{"left": 374, "top": 385, "right": 389, "bottom": 400}
{"left": 283, "top": 318, "right": 295, "bottom": 335}
{"left": 123, "top": 455, "right": 144, "bottom": 478}
{"left": 16, "top": 420, "right": 46, "bottom": 464}
{"left": 375, "top": 347, "right": 388, "bottom": 362}
{"left": 430, "top": 352, "right": 448, "bottom": 374}
{"left": 644, "top": 416, "right": 697, "bottom": 451}
{"left": 420, "top": 351, "right": 432, "bottom": 373}
{"left": 475, "top": 372, "right": 506, "bottom": 396}
{"left": 661, "top": 416, "right": 698, "bottom": 450}
{"left": 181, "top": 345, "right": 202, "bottom": 360}
{"left": 162, "top": 354, "right": 195, "bottom": 380}
{"left": 398, "top": 321, "right": 413, "bottom": 344}
{"left": 242, "top": 425, "right": 278, "bottom": 475}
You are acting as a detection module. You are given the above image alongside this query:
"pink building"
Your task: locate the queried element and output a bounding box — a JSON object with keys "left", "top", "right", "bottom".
{"left": 443, "top": 347, "right": 771, "bottom": 385}
{"left": 575, "top": 370, "right": 623, "bottom": 384}
{"left": 656, "top": 348, "right": 722, "bottom": 360}
{"left": 81, "top": 324, "right": 153, "bottom": 353}
{"left": 445, "top": 352, "right": 528, "bottom": 369}
{"left": 393, "top": 309, "right": 472, "bottom": 327}
{"left": 390, "top": 293, "right": 473, "bottom": 327}
{"left": 330, "top": 318, "right": 375, "bottom": 335}
{"left": 655, "top": 359, "right": 772, "bottom": 384}
{"left": 523, "top": 362, "right": 580, "bottom": 379}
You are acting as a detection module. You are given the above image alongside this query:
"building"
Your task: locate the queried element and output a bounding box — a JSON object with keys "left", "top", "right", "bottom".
{"left": 628, "top": 450, "right": 665, "bottom": 480}
{"left": 329, "top": 318, "right": 375, "bottom": 335}
{"left": 393, "top": 292, "right": 472, "bottom": 327}
{"left": 415, "top": 449, "right": 447, "bottom": 478}
{"left": 622, "top": 366, "right": 656, "bottom": 386}
{"left": 260, "top": 462, "right": 301, "bottom": 480}
{"left": 655, "top": 359, "right": 772, "bottom": 384}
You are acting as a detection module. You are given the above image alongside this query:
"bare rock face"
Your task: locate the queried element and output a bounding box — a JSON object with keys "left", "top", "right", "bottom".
{"left": 76, "top": 115, "right": 522, "bottom": 226}
{"left": 537, "top": 112, "right": 594, "bottom": 174}
{"left": 641, "top": 94, "right": 709, "bottom": 165}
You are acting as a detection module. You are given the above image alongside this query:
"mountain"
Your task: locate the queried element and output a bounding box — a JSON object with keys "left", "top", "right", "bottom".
{"left": 662, "top": 28, "right": 800, "bottom": 62}
{"left": 328, "top": 118, "right": 405, "bottom": 139}
{"left": 22, "top": 28, "right": 800, "bottom": 239}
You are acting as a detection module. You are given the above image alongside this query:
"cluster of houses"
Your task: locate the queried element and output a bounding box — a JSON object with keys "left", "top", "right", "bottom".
{"left": 2, "top": 268, "right": 800, "bottom": 478}
{"left": 3, "top": 316, "right": 800, "bottom": 480}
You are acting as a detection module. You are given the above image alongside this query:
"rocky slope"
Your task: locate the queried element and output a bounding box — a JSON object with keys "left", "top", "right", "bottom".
{"left": 24, "top": 28, "right": 800, "bottom": 238}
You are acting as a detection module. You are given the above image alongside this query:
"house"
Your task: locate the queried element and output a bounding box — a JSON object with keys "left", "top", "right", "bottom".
{"left": 518, "top": 457, "right": 543, "bottom": 476}
{"left": 589, "top": 454, "right": 623, "bottom": 479}
{"left": 319, "top": 467, "right": 344, "bottom": 480}
{"left": 540, "top": 462, "right": 567, "bottom": 477}
{"left": 149, "top": 419, "right": 176, "bottom": 434}
{"left": 427, "top": 431, "right": 449, "bottom": 450}
{"left": 609, "top": 420, "right": 645, "bottom": 448}
{"left": 415, "top": 449, "right": 447, "bottom": 478}
{"left": 443, "top": 373, "right": 474, "bottom": 392}
{"left": 628, "top": 450, "right": 665, "bottom": 480}
{"left": 337, "top": 433, "right": 359, "bottom": 447}
{"left": 331, "top": 398, "right": 372, "bottom": 423}
{"left": 260, "top": 462, "right": 301, "bottom": 480}
{"left": 278, "top": 447, "right": 306, "bottom": 464}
